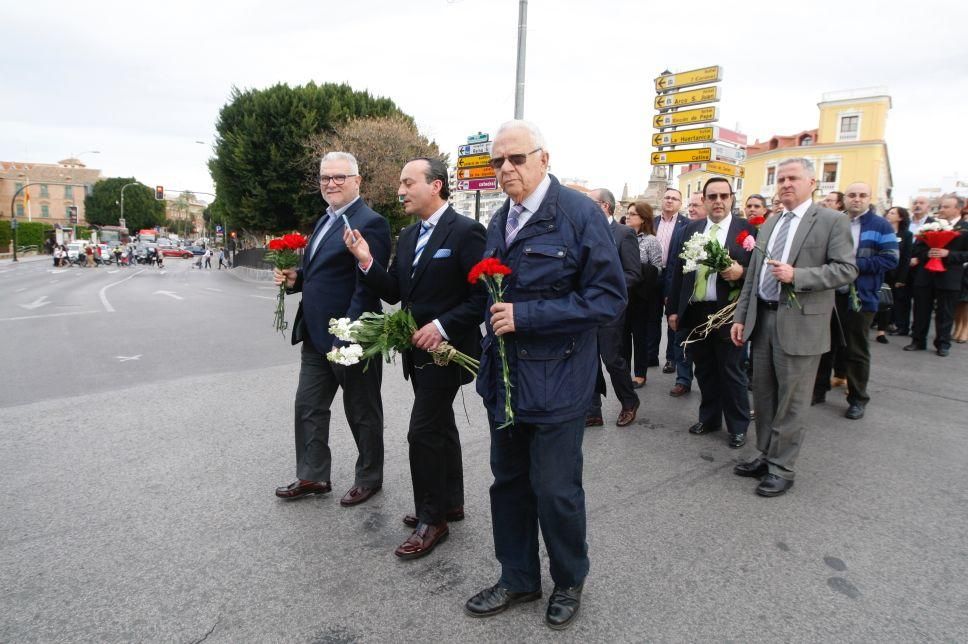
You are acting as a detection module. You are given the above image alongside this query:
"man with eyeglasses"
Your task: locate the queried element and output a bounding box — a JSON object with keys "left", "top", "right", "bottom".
{"left": 273, "top": 151, "right": 391, "bottom": 507}
{"left": 653, "top": 188, "right": 688, "bottom": 377}
{"left": 816, "top": 183, "right": 897, "bottom": 419}
{"left": 668, "top": 178, "right": 756, "bottom": 448}
{"left": 664, "top": 193, "right": 703, "bottom": 397}
{"left": 464, "top": 120, "right": 625, "bottom": 630}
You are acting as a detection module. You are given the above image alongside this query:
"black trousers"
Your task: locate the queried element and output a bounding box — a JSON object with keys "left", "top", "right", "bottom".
{"left": 912, "top": 286, "right": 958, "bottom": 351}
{"left": 840, "top": 309, "right": 875, "bottom": 405}
{"left": 684, "top": 302, "right": 750, "bottom": 435}
{"left": 644, "top": 293, "right": 664, "bottom": 366}
{"left": 294, "top": 342, "right": 384, "bottom": 486}
{"left": 815, "top": 292, "right": 849, "bottom": 395}
{"left": 626, "top": 293, "right": 651, "bottom": 378}
{"left": 588, "top": 316, "right": 639, "bottom": 415}
{"left": 892, "top": 283, "right": 912, "bottom": 333}
{"left": 408, "top": 381, "right": 463, "bottom": 525}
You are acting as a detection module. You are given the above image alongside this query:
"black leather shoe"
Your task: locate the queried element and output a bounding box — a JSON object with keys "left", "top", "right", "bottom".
{"left": 545, "top": 583, "right": 583, "bottom": 630}
{"left": 729, "top": 433, "right": 747, "bottom": 449}
{"left": 465, "top": 583, "right": 542, "bottom": 618}
{"left": 811, "top": 391, "right": 826, "bottom": 406}
{"left": 275, "top": 479, "right": 331, "bottom": 500}
{"left": 903, "top": 342, "right": 926, "bottom": 351}
{"left": 875, "top": 335, "right": 889, "bottom": 344}
{"left": 756, "top": 473, "right": 794, "bottom": 497}
{"left": 937, "top": 347, "right": 950, "bottom": 357}
{"left": 845, "top": 403, "right": 865, "bottom": 420}
{"left": 688, "top": 421, "right": 721, "bottom": 435}
{"left": 662, "top": 361, "right": 675, "bottom": 374}
{"left": 733, "top": 456, "right": 768, "bottom": 478}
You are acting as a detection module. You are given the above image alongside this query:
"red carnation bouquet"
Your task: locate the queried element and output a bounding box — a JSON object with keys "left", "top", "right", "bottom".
{"left": 468, "top": 258, "right": 515, "bottom": 428}
{"left": 747, "top": 215, "right": 766, "bottom": 228}
{"left": 266, "top": 233, "right": 309, "bottom": 335}
{"left": 916, "top": 220, "right": 959, "bottom": 272}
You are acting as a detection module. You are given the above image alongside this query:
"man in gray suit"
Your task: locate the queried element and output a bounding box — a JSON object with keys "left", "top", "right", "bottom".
{"left": 729, "top": 158, "right": 857, "bottom": 497}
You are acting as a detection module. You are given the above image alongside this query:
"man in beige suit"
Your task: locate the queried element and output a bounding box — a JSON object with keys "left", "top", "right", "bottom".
{"left": 730, "top": 158, "right": 857, "bottom": 497}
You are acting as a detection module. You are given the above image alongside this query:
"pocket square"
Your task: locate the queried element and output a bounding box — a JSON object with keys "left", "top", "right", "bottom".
{"left": 432, "top": 249, "right": 452, "bottom": 259}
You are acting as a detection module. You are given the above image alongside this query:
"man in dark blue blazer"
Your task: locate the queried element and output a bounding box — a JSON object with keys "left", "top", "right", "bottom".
{"left": 463, "top": 121, "right": 626, "bottom": 631}
{"left": 273, "top": 151, "right": 391, "bottom": 507}
{"left": 669, "top": 178, "right": 756, "bottom": 448}
{"left": 653, "top": 190, "right": 690, "bottom": 379}
{"left": 344, "top": 158, "right": 486, "bottom": 560}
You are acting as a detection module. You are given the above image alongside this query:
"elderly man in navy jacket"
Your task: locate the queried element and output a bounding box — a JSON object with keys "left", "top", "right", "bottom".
{"left": 274, "top": 151, "right": 391, "bottom": 507}
{"left": 463, "top": 121, "right": 626, "bottom": 631}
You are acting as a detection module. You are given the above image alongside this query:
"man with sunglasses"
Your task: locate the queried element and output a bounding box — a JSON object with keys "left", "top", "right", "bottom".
{"left": 464, "top": 120, "right": 625, "bottom": 630}
{"left": 668, "top": 177, "right": 756, "bottom": 448}
{"left": 273, "top": 151, "right": 391, "bottom": 507}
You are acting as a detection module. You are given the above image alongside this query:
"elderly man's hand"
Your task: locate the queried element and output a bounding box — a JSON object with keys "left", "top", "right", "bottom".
{"left": 767, "top": 259, "right": 795, "bottom": 284}
{"left": 730, "top": 323, "right": 745, "bottom": 347}
{"left": 412, "top": 322, "right": 443, "bottom": 351}
{"left": 667, "top": 314, "right": 678, "bottom": 332}
{"left": 490, "top": 302, "right": 515, "bottom": 336}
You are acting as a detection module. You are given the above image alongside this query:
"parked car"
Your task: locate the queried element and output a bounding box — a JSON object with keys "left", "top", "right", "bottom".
{"left": 66, "top": 241, "right": 89, "bottom": 260}
{"left": 185, "top": 245, "right": 206, "bottom": 256}
{"left": 160, "top": 247, "right": 193, "bottom": 258}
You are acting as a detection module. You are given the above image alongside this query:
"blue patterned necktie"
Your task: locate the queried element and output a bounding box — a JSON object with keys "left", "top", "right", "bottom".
{"left": 411, "top": 221, "right": 433, "bottom": 274}
{"left": 505, "top": 204, "right": 524, "bottom": 245}
{"left": 761, "top": 212, "right": 794, "bottom": 301}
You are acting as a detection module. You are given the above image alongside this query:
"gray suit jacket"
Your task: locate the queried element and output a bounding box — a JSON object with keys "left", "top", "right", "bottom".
{"left": 733, "top": 202, "right": 857, "bottom": 355}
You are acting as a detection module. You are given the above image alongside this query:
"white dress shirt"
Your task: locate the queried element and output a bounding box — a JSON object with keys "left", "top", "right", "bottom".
{"left": 758, "top": 198, "right": 811, "bottom": 299}
{"left": 699, "top": 214, "right": 732, "bottom": 301}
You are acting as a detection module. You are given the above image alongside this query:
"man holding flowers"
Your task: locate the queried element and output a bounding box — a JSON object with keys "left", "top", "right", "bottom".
{"left": 343, "top": 157, "right": 487, "bottom": 560}
{"left": 273, "top": 151, "right": 391, "bottom": 506}
{"left": 462, "top": 120, "right": 626, "bottom": 631}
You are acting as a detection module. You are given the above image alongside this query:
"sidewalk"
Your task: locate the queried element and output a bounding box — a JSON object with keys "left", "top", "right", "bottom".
{"left": 0, "top": 253, "right": 51, "bottom": 265}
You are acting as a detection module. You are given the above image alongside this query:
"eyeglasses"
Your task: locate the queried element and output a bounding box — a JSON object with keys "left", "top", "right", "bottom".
{"left": 320, "top": 174, "right": 357, "bottom": 185}
{"left": 488, "top": 148, "right": 542, "bottom": 170}
{"left": 705, "top": 192, "right": 733, "bottom": 201}
{"left": 846, "top": 193, "right": 870, "bottom": 198}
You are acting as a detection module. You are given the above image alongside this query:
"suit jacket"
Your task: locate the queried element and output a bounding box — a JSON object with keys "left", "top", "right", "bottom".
{"left": 911, "top": 218, "right": 968, "bottom": 291}
{"left": 603, "top": 219, "right": 642, "bottom": 326}
{"left": 361, "top": 206, "right": 487, "bottom": 387}
{"left": 733, "top": 202, "right": 858, "bottom": 355}
{"left": 290, "top": 199, "right": 392, "bottom": 354}
{"left": 669, "top": 217, "right": 757, "bottom": 326}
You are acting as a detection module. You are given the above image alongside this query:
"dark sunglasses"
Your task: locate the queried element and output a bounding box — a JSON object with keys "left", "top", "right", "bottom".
{"left": 489, "top": 147, "right": 542, "bottom": 170}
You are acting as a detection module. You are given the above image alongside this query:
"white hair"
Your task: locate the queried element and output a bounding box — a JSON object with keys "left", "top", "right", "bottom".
{"left": 495, "top": 119, "right": 548, "bottom": 152}
{"left": 778, "top": 157, "right": 815, "bottom": 179}
{"left": 320, "top": 151, "right": 359, "bottom": 175}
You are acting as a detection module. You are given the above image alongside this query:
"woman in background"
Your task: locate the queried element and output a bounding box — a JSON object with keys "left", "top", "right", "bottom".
{"left": 625, "top": 201, "right": 664, "bottom": 388}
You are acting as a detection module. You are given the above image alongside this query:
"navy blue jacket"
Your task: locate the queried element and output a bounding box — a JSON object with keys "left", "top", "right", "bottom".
{"left": 290, "top": 198, "right": 392, "bottom": 354}
{"left": 852, "top": 209, "right": 899, "bottom": 312}
{"left": 476, "top": 176, "right": 627, "bottom": 425}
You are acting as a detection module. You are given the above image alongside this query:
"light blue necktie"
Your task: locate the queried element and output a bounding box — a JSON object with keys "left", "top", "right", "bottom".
{"left": 411, "top": 221, "right": 433, "bottom": 274}
{"left": 310, "top": 212, "right": 338, "bottom": 259}
{"left": 506, "top": 204, "right": 524, "bottom": 244}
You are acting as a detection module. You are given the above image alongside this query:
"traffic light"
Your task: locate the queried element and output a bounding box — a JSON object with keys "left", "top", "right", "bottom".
{"left": 155, "top": 186, "right": 165, "bottom": 200}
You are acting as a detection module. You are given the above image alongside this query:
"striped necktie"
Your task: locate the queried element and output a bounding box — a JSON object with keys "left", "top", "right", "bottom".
{"left": 761, "top": 212, "right": 794, "bottom": 302}
{"left": 412, "top": 221, "right": 433, "bottom": 273}
{"left": 506, "top": 204, "right": 524, "bottom": 245}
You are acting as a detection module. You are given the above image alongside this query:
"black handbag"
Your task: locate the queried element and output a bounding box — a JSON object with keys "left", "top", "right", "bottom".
{"left": 877, "top": 283, "right": 894, "bottom": 311}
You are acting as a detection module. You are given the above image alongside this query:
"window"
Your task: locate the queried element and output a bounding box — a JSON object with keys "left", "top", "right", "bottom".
{"left": 839, "top": 115, "right": 859, "bottom": 141}
{"left": 800, "top": 135, "right": 813, "bottom": 146}
{"left": 41, "top": 205, "right": 50, "bottom": 218}
{"left": 822, "top": 162, "right": 838, "bottom": 184}
{"left": 64, "top": 184, "right": 73, "bottom": 199}
{"left": 686, "top": 184, "right": 691, "bottom": 197}
{"left": 15, "top": 182, "right": 23, "bottom": 192}
{"left": 40, "top": 184, "right": 49, "bottom": 197}
{"left": 766, "top": 166, "right": 776, "bottom": 186}
{"left": 736, "top": 177, "right": 744, "bottom": 191}
{"left": 16, "top": 204, "right": 24, "bottom": 217}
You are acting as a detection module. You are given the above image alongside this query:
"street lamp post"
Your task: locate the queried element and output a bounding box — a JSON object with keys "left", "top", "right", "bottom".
{"left": 514, "top": 0, "right": 528, "bottom": 119}
{"left": 119, "top": 182, "right": 139, "bottom": 233}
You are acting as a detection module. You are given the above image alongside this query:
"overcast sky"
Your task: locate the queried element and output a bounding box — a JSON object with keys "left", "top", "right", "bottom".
{"left": 4, "top": 0, "right": 967, "bottom": 205}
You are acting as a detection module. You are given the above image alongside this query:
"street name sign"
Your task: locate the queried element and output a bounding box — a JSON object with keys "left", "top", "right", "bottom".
{"left": 457, "top": 178, "right": 498, "bottom": 191}
{"left": 457, "top": 153, "right": 492, "bottom": 169}
{"left": 458, "top": 142, "right": 493, "bottom": 156}
{"left": 653, "top": 106, "right": 718, "bottom": 128}
{"left": 711, "top": 144, "right": 746, "bottom": 163}
{"left": 654, "top": 66, "right": 722, "bottom": 92}
{"left": 467, "top": 133, "right": 489, "bottom": 144}
{"left": 652, "top": 126, "right": 716, "bottom": 147}
{"left": 455, "top": 166, "right": 496, "bottom": 180}
{"left": 651, "top": 148, "right": 713, "bottom": 165}
{"left": 702, "top": 161, "right": 745, "bottom": 178}
{"left": 654, "top": 86, "right": 720, "bottom": 110}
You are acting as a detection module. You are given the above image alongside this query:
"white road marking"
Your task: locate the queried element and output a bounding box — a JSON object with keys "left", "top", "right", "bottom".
{"left": 154, "top": 290, "right": 183, "bottom": 300}
{"left": 19, "top": 295, "right": 51, "bottom": 310}
{"left": 99, "top": 268, "right": 145, "bottom": 313}
{"left": 204, "top": 287, "right": 222, "bottom": 292}
{"left": 107, "top": 269, "right": 119, "bottom": 274}
{"left": 49, "top": 269, "right": 70, "bottom": 275}
{"left": 116, "top": 355, "right": 142, "bottom": 362}
{"left": 15, "top": 287, "right": 27, "bottom": 292}
{"left": 0, "top": 310, "right": 97, "bottom": 322}
{"left": 248, "top": 294, "right": 276, "bottom": 300}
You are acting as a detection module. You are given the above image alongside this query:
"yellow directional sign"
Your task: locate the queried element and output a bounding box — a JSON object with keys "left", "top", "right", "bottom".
{"left": 703, "top": 161, "right": 745, "bottom": 178}
{"left": 652, "top": 127, "right": 716, "bottom": 147}
{"left": 651, "top": 148, "right": 712, "bottom": 165}
{"left": 655, "top": 65, "right": 722, "bottom": 92}
{"left": 455, "top": 166, "right": 496, "bottom": 180}
{"left": 457, "top": 154, "right": 492, "bottom": 168}
{"left": 655, "top": 86, "right": 720, "bottom": 110}
{"left": 653, "top": 106, "right": 718, "bottom": 129}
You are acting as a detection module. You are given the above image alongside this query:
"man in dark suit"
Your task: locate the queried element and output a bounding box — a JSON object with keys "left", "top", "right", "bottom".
{"left": 664, "top": 195, "right": 703, "bottom": 397}
{"left": 669, "top": 177, "right": 756, "bottom": 448}
{"left": 585, "top": 188, "right": 641, "bottom": 428}
{"left": 464, "top": 121, "right": 626, "bottom": 630}
{"left": 730, "top": 158, "right": 857, "bottom": 497}
{"left": 652, "top": 189, "right": 689, "bottom": 374}
{"left": 906, "top": 194, "right": 968, "bottom": 357}
{"left": 273, "top": 151, "right": 391, "bottom": 506}
{"left": 343, "top": 158, "right": 486, "bottom": 560}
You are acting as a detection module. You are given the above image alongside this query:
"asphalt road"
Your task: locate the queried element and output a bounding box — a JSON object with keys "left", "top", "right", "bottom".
{"left": 1, "top": 255, "right": 966, "bottom": 643}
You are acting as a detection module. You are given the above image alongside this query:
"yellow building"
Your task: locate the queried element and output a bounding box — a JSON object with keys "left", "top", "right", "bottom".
{"left": 679, "top": 87, "right": 893, "bottom": 211}
{"left": 1, "top": 158, "right": 101, "bottom": 226}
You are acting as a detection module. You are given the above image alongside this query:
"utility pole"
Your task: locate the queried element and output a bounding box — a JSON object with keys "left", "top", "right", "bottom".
{"left": 119, "top": 182, "right": 138, "bottom": 233}
{"left": 514, "top": 0, "right": 528, "bottom": 119}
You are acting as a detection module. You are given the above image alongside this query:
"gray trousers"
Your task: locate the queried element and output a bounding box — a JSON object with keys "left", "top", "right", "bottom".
{"left": 294, "top": 342, "right": 384, "bottom": 486}
{"left": 750, "top": 308, "right": 822, "bottom": 480}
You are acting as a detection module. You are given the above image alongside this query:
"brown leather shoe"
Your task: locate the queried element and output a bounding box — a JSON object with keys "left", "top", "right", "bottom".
{"left": 394, "top": 522, "right": 449, "bottom": 560}
{"left": 275, "top": 479, "right": 331, "bottom": 500}
{"left": 340, "top": 484, "right": 382, "bottom": 507}
{"left": 669, "top": 384, "right": 690, "bottom": 397}
{"left": 585, "top": 416, "right": 604, "bottom": 427}
{"left": 616, "top": 399, "right": 640, "bottom": 427}
{"left": 403, "top": 506, "right": 465, "bottom": 528}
